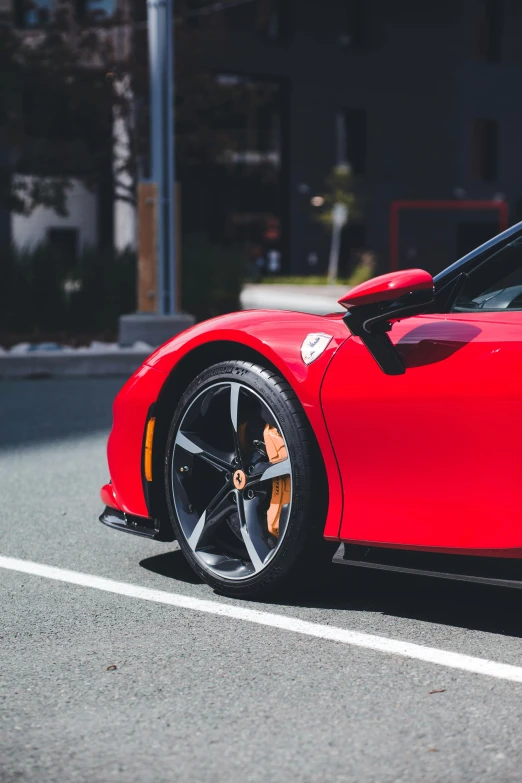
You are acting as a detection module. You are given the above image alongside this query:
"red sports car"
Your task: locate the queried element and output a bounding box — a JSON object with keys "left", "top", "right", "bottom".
{"left": 101, "top": 222, "right": 522, "bottom": 597}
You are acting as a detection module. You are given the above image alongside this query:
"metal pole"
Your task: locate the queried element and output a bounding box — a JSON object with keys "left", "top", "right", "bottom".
{"left": 147, "top": 0, "right": 176, "bottom": 315}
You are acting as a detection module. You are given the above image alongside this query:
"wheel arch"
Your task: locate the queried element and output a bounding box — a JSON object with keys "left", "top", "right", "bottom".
{"left": 147, "top": 319, "right": 346, "bottom": 542}
{"left": 149, "top": 341, "right": 285, "bottom": 535}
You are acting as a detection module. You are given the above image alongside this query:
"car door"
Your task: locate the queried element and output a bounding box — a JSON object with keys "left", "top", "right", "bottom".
{"left": 321, "top": 233, "right": 522, "bottom": 553}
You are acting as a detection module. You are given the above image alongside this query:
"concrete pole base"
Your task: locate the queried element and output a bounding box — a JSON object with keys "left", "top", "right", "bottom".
{"left": 119, "top": 312, "right": 195, "bottom": 347}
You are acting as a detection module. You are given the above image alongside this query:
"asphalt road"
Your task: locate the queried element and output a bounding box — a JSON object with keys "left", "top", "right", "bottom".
{"left": 2, "top": 378, "right": 522, "bottom": 783}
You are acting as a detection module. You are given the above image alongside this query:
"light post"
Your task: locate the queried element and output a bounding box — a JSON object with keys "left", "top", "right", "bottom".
{"left": 119, "top": 0, "right": 194, "bottom": 347}
{"left": 147, "top": 0, "right": 175, "bottom": 315}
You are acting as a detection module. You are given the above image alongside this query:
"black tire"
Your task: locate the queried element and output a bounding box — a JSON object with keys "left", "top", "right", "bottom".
{"left": 164, "top": 360, "right": 334, "bottom": 599}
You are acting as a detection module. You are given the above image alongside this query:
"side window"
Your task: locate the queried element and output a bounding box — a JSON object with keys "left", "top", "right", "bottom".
{"left": 453, "top": 239, "right": 522, "bottom": 312}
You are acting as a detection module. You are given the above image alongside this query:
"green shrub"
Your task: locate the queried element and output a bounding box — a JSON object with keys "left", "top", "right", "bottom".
{"left": 0, "top": 236, "right": 244, "bottom": 342}
{"left": 345, "top": 252, "right": 376, "bottom": 287}
{"left": 69, "top": 245, "right": 136, "bottom": 333}
{"left": 0, "top": 243, "right": 136, "bottom": 339}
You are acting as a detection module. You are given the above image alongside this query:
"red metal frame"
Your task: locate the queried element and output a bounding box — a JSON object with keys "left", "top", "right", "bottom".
{"left": 389, "top": 199, "right": 509, "bottom": 272}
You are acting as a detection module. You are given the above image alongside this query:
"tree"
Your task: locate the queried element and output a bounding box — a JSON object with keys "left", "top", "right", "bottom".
{"left": 0, "top": 0, "right": 272, "bottom": 219}
{"left": 314, "top": 163, "right": 363, "bottom": 284}
{"left": 0, "top": 16, "right": 118, "bottom": 215}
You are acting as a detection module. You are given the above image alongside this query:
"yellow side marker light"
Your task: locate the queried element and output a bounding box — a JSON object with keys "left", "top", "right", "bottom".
{"left": 144, "top": 417, "right": 156, "bottom": 482}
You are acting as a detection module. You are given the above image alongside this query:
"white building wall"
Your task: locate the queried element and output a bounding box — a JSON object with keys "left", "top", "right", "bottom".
{"left": 114, "top": 196, "right": 136, "bottom": 251}
{"left": 113, "top": 77, "right": 137, "bottom": 251}
{"left": 11, "top": 176, "right": 98, "bottom": 252}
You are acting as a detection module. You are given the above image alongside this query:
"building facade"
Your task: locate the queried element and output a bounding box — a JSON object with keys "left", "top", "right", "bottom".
{"left": 174, "top": 0, "right": 522, "bottom": 276}
{"left": 4, "top": 0, "right": 522, "bottom": 276}
{"left": 2, "top": 0, "right": 134, "bottom": 258}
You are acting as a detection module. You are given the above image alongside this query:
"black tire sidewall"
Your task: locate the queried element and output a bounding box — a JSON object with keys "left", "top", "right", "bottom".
{"left": 164, "top": 360, "right": 319, "bottom": 597}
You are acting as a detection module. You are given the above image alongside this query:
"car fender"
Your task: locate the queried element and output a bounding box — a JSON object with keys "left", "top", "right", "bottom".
{"left": 109, "top": 310, "right": 349, "bottom": 539}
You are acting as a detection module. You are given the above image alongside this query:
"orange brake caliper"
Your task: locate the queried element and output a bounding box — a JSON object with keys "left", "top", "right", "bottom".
{"left": 263, "top": 424, "right": 291, "bottom": 538}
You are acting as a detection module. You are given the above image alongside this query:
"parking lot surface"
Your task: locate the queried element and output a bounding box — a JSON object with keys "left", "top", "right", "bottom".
{"left": 2, "top": 378, "right": 522, "bottom": 783}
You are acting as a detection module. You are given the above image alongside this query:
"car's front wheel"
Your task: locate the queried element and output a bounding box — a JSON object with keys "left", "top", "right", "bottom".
{"left": 164, "top": 360, "right": 331, "bottom": 599}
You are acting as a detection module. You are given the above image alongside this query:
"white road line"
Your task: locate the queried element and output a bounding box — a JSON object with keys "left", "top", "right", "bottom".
{"left": 1, "top": 554, "right": 522, "bottom": 684}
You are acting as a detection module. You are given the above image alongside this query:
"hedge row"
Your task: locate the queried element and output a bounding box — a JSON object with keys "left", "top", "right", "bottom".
{"left": 0, "top": 236, "right": 245, "bottom": 339}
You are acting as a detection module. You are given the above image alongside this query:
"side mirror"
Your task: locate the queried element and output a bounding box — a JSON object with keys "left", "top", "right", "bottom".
{"left": 338, "top": 269, "right": 435, "bottom": 375}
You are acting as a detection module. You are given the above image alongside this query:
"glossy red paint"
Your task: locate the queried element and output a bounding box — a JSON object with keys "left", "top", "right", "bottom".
{"left": 107, "top": 363, "right": 167, "bottom": 518}
{"left": 338, "top": 269, "right": 434, "bottom": 309}
{"left": 100, "top": 482, "right": 122, "bottom": 511}
{"left": 321, "top": 312, "right": 522, "bottom": 553}
{"left": 105, "top": 310, "right": 349, "bottom": 535}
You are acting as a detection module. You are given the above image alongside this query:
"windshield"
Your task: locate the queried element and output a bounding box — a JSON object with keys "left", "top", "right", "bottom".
{"left": 453, "top": 239, "right": 522, "bottom": 311}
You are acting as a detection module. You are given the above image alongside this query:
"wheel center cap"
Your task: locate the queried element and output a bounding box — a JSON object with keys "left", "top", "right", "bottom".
{"left": 233, "top": 469, "right": 246, "bottom": 490}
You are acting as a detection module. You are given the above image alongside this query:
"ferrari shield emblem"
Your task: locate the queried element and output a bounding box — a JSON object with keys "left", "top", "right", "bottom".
{"left": 300, "top": 333, "right": 333, "bottom": 365}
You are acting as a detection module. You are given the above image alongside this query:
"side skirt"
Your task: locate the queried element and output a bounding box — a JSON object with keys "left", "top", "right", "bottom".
{"left": 333, "top": 543, "right": 522, "bottom": 590}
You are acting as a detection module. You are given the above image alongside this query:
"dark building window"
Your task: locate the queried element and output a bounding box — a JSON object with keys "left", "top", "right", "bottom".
{"left": 476, "top": 0, "right": 503, "bottom": 62}
{"left": 471, "top": 118, "right": 498, "bottom": 181}
{"left": 14, "top": 0, "right": 115, "bottom": 25}
{"left": 47, "top": 228, "right": 79, "bottom": 265}
{"left": 14, "top": 0, "right": 52, "bottom": 27}
{"left": 339, "top": 0, "right": 365, "bottom": 48}
{"left": 213, "top": 73, "right": 282, "bottom": 164}
{"left": 76, "top": 0, "right": 116, "bottom": 22}
{"left": 336, "top": 109, "right": 366, "bottom": 175}
{"left": 180, "top": 72, "right": 285, "bottom": 265}
{"left": 184, "top": 0, "right": 289, "bottom": 39}
{"left": 133, "top": 0, "right": 146, "bottom": 22}
{"left": 257, "top": 0, "right": 289, "bottom": 40}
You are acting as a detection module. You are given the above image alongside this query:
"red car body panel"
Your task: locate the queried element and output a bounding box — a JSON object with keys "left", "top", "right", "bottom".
{"left": 338, "top": 268, "right": 434, "bottom": 308}
{"left": 100, "top": 481, "right": 122, "bottom": 511}
{"left": 107, "top": 363, "right": 167, "bottom": 517}
{"left": 106, "top": 310, "right": 349, "bottom": 537}
{"left": 322, "top": 311, "right": 522, "bottom": 554}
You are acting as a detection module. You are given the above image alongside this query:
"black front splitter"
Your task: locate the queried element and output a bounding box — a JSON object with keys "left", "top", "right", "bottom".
{"left": 99, "top": 506, "right": 160, "bottom": 539}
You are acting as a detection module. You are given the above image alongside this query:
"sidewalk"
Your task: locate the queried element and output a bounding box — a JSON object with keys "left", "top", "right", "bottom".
{"left": 240, "top": 283, "right": 348, "bottom": 315}
{"left": 0, "top": 345, "right": 152, "bottom": 380}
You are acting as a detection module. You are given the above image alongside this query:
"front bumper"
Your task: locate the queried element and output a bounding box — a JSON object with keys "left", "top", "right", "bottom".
{"left": 99, "top": 482, "right": 174, "bottom": 542}
{"left": 99, "top": 483, "right": 159, "bottom": 537}
{"left": 99, "top": 505, "right": 160, "bottom": 539}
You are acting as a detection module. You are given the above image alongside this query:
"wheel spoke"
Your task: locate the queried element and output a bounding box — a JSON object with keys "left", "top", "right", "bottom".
{"left": 175, "top": 431, "right": 232, "bottom": 472}
{"left": 229, "top": 382, "right": 244, "bottom": 462}
{"left": 237, "top": 493, "right": 272, "bottom": 572}
{"left": 187, "top": 509, "right": 207, "bottom": 549}
{"left": 188, "top": 483, "right": 233, "bottom": 549}
{"left": 248, "top": 457, "right": 291, "bottom": 485}
{"left": 230, "top": 382, "right": 240, "bottom": 433}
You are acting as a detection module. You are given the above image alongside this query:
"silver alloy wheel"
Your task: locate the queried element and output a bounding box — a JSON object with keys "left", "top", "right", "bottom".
{"left": 171, "top": 381, "right": 293, "bottom": 580}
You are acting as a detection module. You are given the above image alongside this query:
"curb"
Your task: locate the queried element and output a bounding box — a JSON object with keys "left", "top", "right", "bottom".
{"left": 0, "top": 350, "right": 153, "bottom": 380}
{"left": 2, "top": 286, "right": 349, "bottom": 379}
{"left": 240, "top": 285, "right": 347, "bottom": 315}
